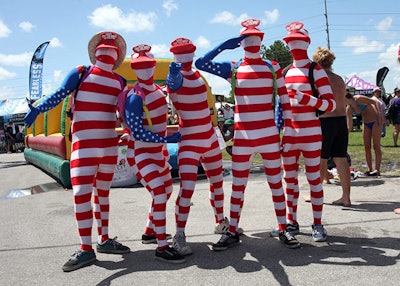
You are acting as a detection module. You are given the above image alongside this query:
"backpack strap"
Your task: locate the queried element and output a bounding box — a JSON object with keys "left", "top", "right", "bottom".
{"left": 229, "top": 60, "right": 242, "bottom": 97}
{"left": 308, "top": 61, "right": 325, "bottom": 116}
{"left": 264, "top": 60, "right": 278, "bottom": 107}
{"left": 308, "top": 61, "right": 318, "bottom": 98}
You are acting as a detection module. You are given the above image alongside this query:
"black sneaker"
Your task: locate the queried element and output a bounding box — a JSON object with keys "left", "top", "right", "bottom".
{"left": 279, "top": 230, "right": 301, "bottom": 249}
{"left": 62, "top": 249, "right": 97, "bottom": 272}
{"left": 96, "top": 236, "right": 130, "bottom": 254}
{"left": 142, "top": 233, "right": 172, "bottom": 244}
{"left": 155, "top": 247, "right": 186, "bottom": 264}
{"left": 212, "top": 232, "right": 240, "bottom": 251}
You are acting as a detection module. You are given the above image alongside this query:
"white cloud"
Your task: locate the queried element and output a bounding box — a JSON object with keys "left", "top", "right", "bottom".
{"left": 0, "top": 67, "right": 16, "bottom": 81}
{"left": 150, "top": 44, "right": 170, "bottom": 58}
{"left": 19, "top": 21, "right": 35, "bottom": 32}
{"left": 0, "top": 52, "right": 32, "bottom": 67}
{"left": 195, "top": 36, "right": 211, "bottom": 49}
{"left": 0, "top": 20, "right": 11, "bottom": 38}
{"left": 49, "top": 37, "right": 62, "bottom": 48}
{"left": 341, "top": 35, "right": 385, "bottom": 54}
{"left": 88, "top": 4, "right": 157, "bottom": 32}
{"left": 163, "top": 0, "right": 178, "bottom": 17}
{"left": 263, "top": 9, "right": 279, "bottom": 24}
{"left": 210, "top": 11, "right": 249, "bottom": 26}
{"left": 376, "top": 17, "right": 392, "bottom": 32}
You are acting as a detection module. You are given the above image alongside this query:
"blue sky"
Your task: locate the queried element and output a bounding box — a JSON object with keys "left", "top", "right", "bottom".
{"left": 1, "top": 0, "right": 400, "bottom": 101}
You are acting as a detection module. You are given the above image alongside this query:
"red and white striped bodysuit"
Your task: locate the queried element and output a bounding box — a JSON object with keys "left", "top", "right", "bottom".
{"left": 195, "top": 35, "right": 294, "bottom": 235}
{"left": 167, "top": 54, "right": 225, "bottom": 232}
{"left": 283, "top": 39, "right": 336, "bottom": 226}
{"left": 70, "top": 49, "right": 125, "bottom": 251}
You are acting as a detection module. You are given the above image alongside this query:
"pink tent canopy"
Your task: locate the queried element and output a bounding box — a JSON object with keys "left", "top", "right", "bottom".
{"left": 345, "top": 75, "right": 378, "bottom": 95}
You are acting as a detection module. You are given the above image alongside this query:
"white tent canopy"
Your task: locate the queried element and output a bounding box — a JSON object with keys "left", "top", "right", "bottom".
{"left": 0, "top": 98, "right": 29, "bottom": 116}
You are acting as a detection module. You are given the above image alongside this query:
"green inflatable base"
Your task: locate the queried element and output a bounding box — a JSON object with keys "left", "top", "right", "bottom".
{"left": 24, "top": 148, "right": 71, "bottom": 189}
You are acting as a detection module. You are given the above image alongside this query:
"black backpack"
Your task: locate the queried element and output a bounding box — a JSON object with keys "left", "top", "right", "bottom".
{"left": 283, "top": 62, "right": 325, "bottom": 116}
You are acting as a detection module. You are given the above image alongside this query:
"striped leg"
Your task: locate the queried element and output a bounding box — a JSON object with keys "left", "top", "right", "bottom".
{"left": 175, "top": 149, "right": 201, "bottom": 232}
{"left": 303, "top": 149, "right": 324, "bottom": 225}
{"left": 201, "top": 144, "right": 225, "bottom": 224}
{"left": 94, "top": 161, "right": 116, "bottom": 243}
{"left": 71, "top": 162, "right": 97, "bottom": 252}
{"left": 282, "top": 149, "right": 301, "bottom": 225}
{"left": 261, "top": 150, "right": 286, "bottom": 231}
{"left": 229, "top": 147, "right": 252, "bottom": 234}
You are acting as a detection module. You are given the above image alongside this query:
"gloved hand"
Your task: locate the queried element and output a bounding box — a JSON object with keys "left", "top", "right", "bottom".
{"left": 169, "top": 62, "right": 182, "bottom": 75}
{"left": 166, "top": 132, "right": 181, "bottom": 143}
{"left": 166, "top": 62, "right": 183, "bottom": 91}
{"left": 293, "top": 90, "right": 311, "bottom": 105}
{"left": 24, "top": 103, "right": 40, "bottom": 127}
{"left": 219, "top": 35, "right": 247, "bottom": 50}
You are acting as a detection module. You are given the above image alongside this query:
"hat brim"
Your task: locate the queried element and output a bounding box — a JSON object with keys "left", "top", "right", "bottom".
{"left": 170, "top": 43, "right": 196, "bottom": 55}
{"left": 88, "top": 31, "right": 127, "bottom": 70}
{"left": 240, "top": 29, "right": 264, "bottom": 39}
{"left": 283, "top": 33, "right": 310, "bottom": 43}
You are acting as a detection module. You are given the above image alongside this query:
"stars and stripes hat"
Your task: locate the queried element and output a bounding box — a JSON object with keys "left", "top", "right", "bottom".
{"left": 130, "top": 44, "right": 156, "bottom": 69}
{"left": 283, "top": 22, "right": 310, "bottom": 44}
{"left": 88, "top": 31, "right": 127, "bottom": 70}
{"left": 170, "top": 38, "right": 196, "bottom": 54}
{"left": 239, "top": 18, "right": 264, "bottom": 40}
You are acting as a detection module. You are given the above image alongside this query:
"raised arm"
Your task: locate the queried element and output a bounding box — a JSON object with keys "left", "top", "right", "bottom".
{"left": 195, "top": 36, "right": 246, "bottom": 79}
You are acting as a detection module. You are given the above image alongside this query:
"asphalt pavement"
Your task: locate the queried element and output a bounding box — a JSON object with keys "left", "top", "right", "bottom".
{"left": 1, "top": 152, "right": 399, "bottom": 286}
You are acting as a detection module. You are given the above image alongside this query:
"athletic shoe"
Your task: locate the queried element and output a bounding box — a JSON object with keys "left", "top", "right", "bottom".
{"left": 155, "top": 247, "right": 186, "bottom": 264}
{"left": 312, "top": 224, "right": 327, "bottom": 242}
{"left": 142, "top": 233, "right": 172, "bottom": 244}
{"left": 212, "top": 232, "right": 240, "bottom": 251}
{"left": 278, "top": 230, "right": 301, "bottom": 249}
{"left": 96, "top": 236, "right": 130, "bottom": 254}
{"left": 62, "top": 249, "right": 97, "bottom": 272}
{"left": 172, "top": 232, "right": 192, "bottom": 256}
{"left": 214, "top": 217, "right": 244, "bottom": 235}
{"left": 269, "top": 223, "right": 300, "bottom": 237}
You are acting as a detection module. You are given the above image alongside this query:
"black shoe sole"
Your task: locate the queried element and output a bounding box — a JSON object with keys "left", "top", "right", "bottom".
{"left": 62, "top": 257, "right": 97, "bottom": 272}
{"left": 212, "top": 240, "right": 240, "bottom": 251}
{"left": 142, "top": 234, "right": 172, "bottom": 244}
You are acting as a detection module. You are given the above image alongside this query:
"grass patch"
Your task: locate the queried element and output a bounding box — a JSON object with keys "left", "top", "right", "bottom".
{"left": 221, "top": 125, "right": 400, "bottom": 176}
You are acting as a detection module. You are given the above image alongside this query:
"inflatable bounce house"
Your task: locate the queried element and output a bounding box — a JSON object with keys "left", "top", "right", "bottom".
{"left": 24, "top": 58, "right": 217, "bottom": 188}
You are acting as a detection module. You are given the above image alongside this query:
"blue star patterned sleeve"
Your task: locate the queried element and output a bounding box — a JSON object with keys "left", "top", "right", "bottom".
{"left": 195, "top": 36, "right": 246, "bottom": 79}
{"left": 124, "top": 92, "right": 169, "bottom": 143}
{"left": 35, "top": 67, "right": 81, "bottom": 112}
{"left": 24, "top": 67, "right": 82, "bottom": 127}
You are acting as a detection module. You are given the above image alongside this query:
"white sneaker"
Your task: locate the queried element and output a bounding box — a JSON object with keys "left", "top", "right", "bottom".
{"left": 172, "top": 232, "right": 192, "bottom": 256}
{"left": 214, "top": 217, "right": 244, "bottom": 235}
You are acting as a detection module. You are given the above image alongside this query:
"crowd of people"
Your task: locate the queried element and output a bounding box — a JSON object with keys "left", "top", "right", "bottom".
{"left": 20, "top": 19, "right": 400, "bottom": 272}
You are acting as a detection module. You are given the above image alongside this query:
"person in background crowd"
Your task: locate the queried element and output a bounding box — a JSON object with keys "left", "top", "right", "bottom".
{"left": 312, "top": 46, "right": 351, "bottom": 207}
{"left": 5, "top": 121, "right": 17, "bottom": 153}
{"left": 346, "top": 92, "right": 382, "bottom": 177}
{"left": 371, "top": 88, "right": 387, "bottom": 137}
{"left": 389, "top": 88, "right": 400, "bottom": 147}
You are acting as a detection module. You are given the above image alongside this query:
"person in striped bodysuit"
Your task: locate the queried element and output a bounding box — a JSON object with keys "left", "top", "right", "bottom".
{"left": 166, "top": 38, "right": 229, "bottom": 255}
{"left": 121, "top": 44, "right": 184, "bottom": 263}
{"left": 24, "top": 32, "right": 130, "bottom": 272}
{"left": 195, "top": 19, "right": 301, "bottom": 250}
{"left": 279, "top": 22, "right": 336, "bottom": 242}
